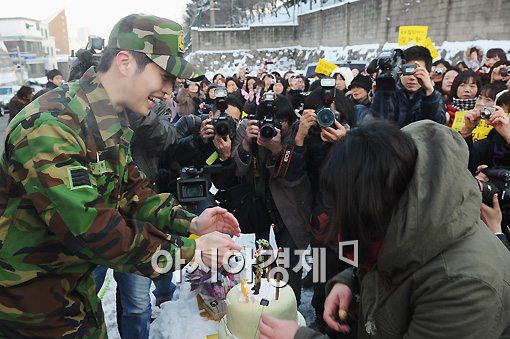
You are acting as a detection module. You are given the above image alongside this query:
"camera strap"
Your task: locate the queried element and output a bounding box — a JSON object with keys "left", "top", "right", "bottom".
{"left": 206, "top": 151, "right": 219, "bottom": 165}
{"left": 275, "top": 144, "right": 294, "bottom": 178}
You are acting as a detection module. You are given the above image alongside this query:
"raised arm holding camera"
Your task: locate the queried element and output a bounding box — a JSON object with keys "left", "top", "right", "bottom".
{"left": 367, "top": 46, "right": 446, "bottom": 127}
{"left": 219, "top": 92, "right": 312, "bottom": 304}
{"left": 164, "top": 88, "right": 243, "bottom": 213}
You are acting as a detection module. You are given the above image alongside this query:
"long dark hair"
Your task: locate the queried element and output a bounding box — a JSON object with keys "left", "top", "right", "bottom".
{"left": 320, "top": 120, "right": 417, "bottom": 248}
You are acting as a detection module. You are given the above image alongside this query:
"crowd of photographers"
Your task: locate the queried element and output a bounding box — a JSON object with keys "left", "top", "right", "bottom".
{"left": 33, "top": 43, "right": 510, "bottom": 338}
{"left": 143, "top": 45, "right": 508, "bottom": 337}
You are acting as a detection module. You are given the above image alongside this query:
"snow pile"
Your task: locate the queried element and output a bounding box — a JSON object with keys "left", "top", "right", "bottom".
{"left": 150, "top": 282, "right": 219, "bottom": 339}
{"left": 244, "top": 0, "right": 360, "bottom": 26}
{"left": 187, "top": 40, "right": 510, "bottom": 80}
{"left": 99, "top": 269, "right": 220, "bottom": 339}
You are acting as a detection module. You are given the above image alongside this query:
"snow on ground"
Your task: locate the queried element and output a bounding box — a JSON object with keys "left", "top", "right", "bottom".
{"left": 101, "top": 264, "right": 316, "bottom": 338}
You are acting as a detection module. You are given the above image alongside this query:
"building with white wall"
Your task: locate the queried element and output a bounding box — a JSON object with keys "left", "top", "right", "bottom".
{"left": 0, "top": 17, "right": 57, "bottom": 78}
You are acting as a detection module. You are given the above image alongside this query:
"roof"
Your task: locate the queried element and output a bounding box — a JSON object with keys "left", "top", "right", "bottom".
{"left": 43, "top": 9, "right": 65, "bottom": 23}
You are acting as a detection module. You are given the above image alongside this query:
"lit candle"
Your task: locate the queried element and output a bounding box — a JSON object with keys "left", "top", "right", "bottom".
{"left": 241, "top": 278, "right": 249, "bottom": 302}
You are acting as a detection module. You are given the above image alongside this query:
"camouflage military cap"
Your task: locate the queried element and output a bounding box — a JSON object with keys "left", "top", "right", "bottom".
{"left": 108, "top": 14, "right": 204, "bottom": 81}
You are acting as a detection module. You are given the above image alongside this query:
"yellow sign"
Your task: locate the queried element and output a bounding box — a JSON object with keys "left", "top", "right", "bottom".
{"left": 178, "top": 32, "right": 185, "bottom": 53}
{"left": 417, "top": 37, "right": 439, "bottom": 60}
{"left": 398, "top": 26, "right": 428, "bottom": 46}
{"left": 472, "top": 118, "right": 494, "bottom": 142}
{"left": 451, "top": 110, "right": 494, "bottom": 141}
{"left": 315, "top": 58, "right": 338, "bottom": 76}
{"left": 451, "top": 110, "right": 468, "bottom": 132}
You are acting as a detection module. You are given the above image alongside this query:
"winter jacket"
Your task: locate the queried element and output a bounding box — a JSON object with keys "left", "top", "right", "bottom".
{"left": 7, "top": 95, "right": 29, "bottom": 121}
{"left": 467, "top": 129, "right": 510, "bottom": 174}
{"left": 368, "top": 82, "right": 446, "bottom": 128}
{"left": 295, "top": 120, "right": 510, "bottom": 339}
{"left": 446, "top": 103, "right": 459, "bottom": 127}
{"left": 231, "top": 119, "right": 312, "bottom": 249}
{"left": 0, "top": 68, "right": 196, "bottom": 338}
{"left": 127, "top": 103, "right": 177, "bottom": 189}
{"left": 171, "top": 114, "right": 237, "bottom": 190}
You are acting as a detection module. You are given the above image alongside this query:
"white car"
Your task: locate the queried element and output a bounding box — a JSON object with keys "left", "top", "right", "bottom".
{"left": 0, "top": 85, "right": 20, "bottom": 113}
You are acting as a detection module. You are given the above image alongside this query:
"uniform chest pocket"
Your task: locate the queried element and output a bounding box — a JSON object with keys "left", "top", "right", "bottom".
{"left": 88, "top": 146, "right": 128, "bottom": 200}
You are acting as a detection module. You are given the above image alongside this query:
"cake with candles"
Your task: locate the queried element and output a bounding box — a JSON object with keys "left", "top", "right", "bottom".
{"left": 218, "top": 279, "right": 306, "bottom": 339}
{"left": 218, "top": 238, "right": 306, "bottom": 339}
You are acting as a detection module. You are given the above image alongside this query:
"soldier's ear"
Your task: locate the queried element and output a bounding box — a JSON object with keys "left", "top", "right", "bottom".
{"left": 115, "top": 51, "right": 132, "bottom": 77}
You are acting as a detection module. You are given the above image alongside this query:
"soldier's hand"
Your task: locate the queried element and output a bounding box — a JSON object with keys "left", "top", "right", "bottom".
{"left": 194, "top": 231, "right": 240, "bottom": 269}
{"left": 190, "top": 206, "right": 241, "bottom": 236}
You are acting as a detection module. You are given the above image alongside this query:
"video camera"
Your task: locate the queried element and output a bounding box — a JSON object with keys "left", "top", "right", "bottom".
{"left": 212, "top": 87, "right": 236, "bottom": 139}
{"left": 69, "top": 35, "right": 105, "bottom": 81}
{"left": 315, "top": 77, "right": 339, "bottom": 128}
{"left": 176, "top": 165, "right": 222, "bottom": 203}
{"left": 367, "top": 49, "right": 405, "bottom": 91}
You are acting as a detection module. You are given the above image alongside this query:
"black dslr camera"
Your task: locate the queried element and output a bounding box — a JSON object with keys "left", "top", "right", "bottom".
{"left": 69, "top": 35, "right": 105, "bottom": 81}
{"left": 479, "top": 167, "right": 510, "bottom": 207}
{"left": 258, "top": 92, "right": 280, "bottom": 140}
{"left": 315, "top": 77, "right": 339, "bottom": 128}
{"left": 212, "top": 87, "right": 236, "bottom": 139}
{"left": 367, "top": 49, "right": 405, "bottom": 91}
{"left": 176, "top": 165, "right": 221, "bottom": 203}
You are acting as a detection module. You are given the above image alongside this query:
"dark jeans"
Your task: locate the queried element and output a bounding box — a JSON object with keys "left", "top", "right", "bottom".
{"left": 93, "top": 267, "right": 176, "bottom": 339}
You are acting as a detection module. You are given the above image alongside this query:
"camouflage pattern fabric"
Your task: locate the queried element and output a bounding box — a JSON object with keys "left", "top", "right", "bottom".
{"left": 108, "top": 14, "right": 204, "bottom": 81}
{"left": 0, "top": 67, "right": 196, "bottom": 338}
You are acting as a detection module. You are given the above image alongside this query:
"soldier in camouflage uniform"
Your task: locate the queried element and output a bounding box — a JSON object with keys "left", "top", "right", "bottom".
{"left": 0, "top": 14, "right": 241, "bottom": 338}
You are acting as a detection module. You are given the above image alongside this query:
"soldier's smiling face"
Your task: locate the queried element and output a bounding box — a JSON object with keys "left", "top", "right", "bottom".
{"left": 125, "top": 61, "right": 175, "bottom": 115}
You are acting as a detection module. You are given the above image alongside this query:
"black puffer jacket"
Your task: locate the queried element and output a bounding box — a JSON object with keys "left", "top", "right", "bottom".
{"left": 127, "top": 103, "right": 177, "bottom": 190}
{"left": 170, "top": 114, "right": 238, "bottom": 190}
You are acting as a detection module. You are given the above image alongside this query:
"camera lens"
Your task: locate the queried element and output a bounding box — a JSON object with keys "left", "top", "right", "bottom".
{"left": 316, "top": 108, "right": 336, "bottom": 127}
{"left": 480, "top": 107, "right": 493, "bottom": 120}
{"left": 260, "top": 123, "right": 276, "bottom": 139}
{"left": 182, "top": 183, "right": 205, "bottom": 199}
{"left": 215, "top": 120, "right": 230, "bottom": 138}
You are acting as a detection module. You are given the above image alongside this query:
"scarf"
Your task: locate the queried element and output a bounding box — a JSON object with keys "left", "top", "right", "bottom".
{"left": 451, "top": 97, "right": 477, "bottom": 111}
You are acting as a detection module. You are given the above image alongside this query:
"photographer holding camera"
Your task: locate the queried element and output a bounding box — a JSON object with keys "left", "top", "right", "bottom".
{"left": 224, "top": 92, "right": 311, "bottom": 303}
{"left": 367, "top": 46, "right": 446, "bottom": 128}
{"left": 459, "top": 83, "right": 508, "bottom": 172}
{"left": 490, "top": 61, "right": 510, "bottom": 87}
{"left": 276, "top": 81, "right": 354, "bottom": 332}
{"left": 164, "top": 88, "right": 243, "bottom": 213}
{"left": 460, "top": 83, "right": 510, "bottom": 242}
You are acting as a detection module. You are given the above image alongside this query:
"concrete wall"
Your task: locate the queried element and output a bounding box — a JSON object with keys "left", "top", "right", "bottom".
{"left": 191, "top": 0, "right": 510, "bottom": 52}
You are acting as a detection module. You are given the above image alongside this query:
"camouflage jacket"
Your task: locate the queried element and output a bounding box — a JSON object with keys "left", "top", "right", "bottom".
{"left": 0, "top": 67, "right": 196, "bottom": 338}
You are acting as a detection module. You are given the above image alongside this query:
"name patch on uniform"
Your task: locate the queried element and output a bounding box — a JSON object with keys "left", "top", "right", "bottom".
{"left": 68, "top": 166, "right": 92, "bottom": 190}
